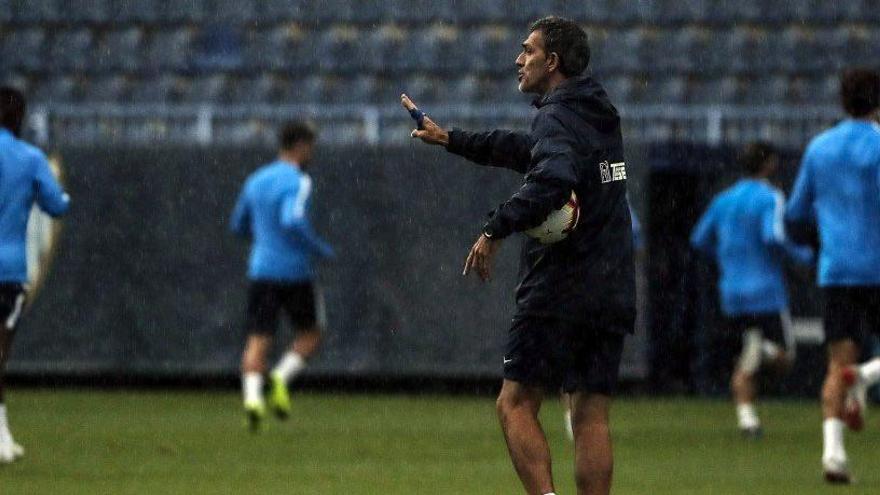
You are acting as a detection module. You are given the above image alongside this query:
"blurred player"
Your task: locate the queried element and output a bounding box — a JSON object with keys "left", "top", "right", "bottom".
{"left": 785, "top": 69, "right": 880, "bottom": 484}
{"left": 405, "top": 17, "right": 634, "bottom": 495}
{"left": 0, "top": 87, "right": 70, "bottom": 462}
{"left": 690, "top": 142, "right": 812, "bottom": 439}
{"left": 230, "top": 121, "right": 333, "bottom": 432}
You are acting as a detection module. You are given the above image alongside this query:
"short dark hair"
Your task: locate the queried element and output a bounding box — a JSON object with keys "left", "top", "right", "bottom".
{"left": 0, "top": 86, "right": 26, "bottom": 137}
{"left": 840, "top": 68, "right": 880, "bottom": 117}
{"left": 739, "top": 141, "right": 777, "bottom": 176}
{"left": 278, "top": 120, "right": 316, "bottom": 150}
{"left": 529, "top": 16, "right": 590, "bottom": 77}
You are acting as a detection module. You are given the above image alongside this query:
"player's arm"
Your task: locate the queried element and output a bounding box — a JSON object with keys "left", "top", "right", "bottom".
{"left": 279, "top": 178, "right": 334, "bottom": 259}
{"left": 761, "top": 190, "right": 815, "bottom": 265}
{"left": 32, "top": 153, "right": 70, "bottom": 217}
{"left": 480, "top": 114, "right": 577, "bottom": 240}
{"left": 230, "top": 188, "right": 252, "bottom": 238}
{"left": 784, "top": 149, "right": 818, "bottom": 246}
{"left": 401, "top": 94, "right": 530, "bottom": 172}
{"left": 689, "top": 202, "right": 717, "bottom": 257}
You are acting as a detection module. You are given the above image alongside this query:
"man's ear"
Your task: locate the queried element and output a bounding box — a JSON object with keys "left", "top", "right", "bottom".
{"left": 547, "top": 52, "right": 560, "bottom": 73}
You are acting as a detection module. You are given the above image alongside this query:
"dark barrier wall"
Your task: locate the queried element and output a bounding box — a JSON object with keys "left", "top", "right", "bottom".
{"left": 11, "top": 146, "right": 543, "bottom": 377}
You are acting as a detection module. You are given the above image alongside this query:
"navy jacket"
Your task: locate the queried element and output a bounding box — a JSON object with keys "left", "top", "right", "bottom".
{"left": 446, "top": 75, "right": 635, "bottom": 329}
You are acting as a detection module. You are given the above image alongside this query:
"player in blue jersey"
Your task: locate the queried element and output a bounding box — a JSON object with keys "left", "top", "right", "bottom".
{"left": 230, "top": 121, "right": 333, "bottom": 431}
{"left": 691, "top": 142, "right": 813, "bottom": 439}
{"left": 785, "top": 69, "right": 880, "bottom": 484}
{"left": 0, "top": 87, "right": 70, "bottom": 463}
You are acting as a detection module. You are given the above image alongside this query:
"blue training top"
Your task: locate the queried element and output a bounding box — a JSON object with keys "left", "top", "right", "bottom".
{"left": 0, "top": 129, "right": 70, "bottom": 283}
{"left": 691, "top": 178, "right": 813, "bottom": 316}
{"left": 786, "top": 119, "right": 880, "bottom": 287}
{"left": 230, "top": 160, "right": 333, "bottom": 283}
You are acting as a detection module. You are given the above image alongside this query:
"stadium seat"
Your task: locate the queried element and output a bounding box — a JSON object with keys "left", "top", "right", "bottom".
{"left": 453, "top": 0, "right": 506, "bottom": 24}
{"left": 285, "top": 75, "right": 327, "bottom": 103}
{"left": 161, "top": 0, "right": 207, "bottom": 23}
{"left": 128, "top": 75, "right": 184, "bottom": 103}
{"left": 144, "top": 27, "right": 195, "bottom": 72}
{"left": 108, "top": 0, "right": 159, "bottom": 23}
{"left": 450, "top": 75, "right": 481, "bottom": 103}
{"left": 651, "top": 0, "right": 708, "bottom": 25}
{"left": 0, "top": 0, "right": 11, "bottom": 23}
{"left": 31, "top": 75, "right": 84, "bottom": 103}
{"left": 469, "top": 25, "right": 516, "bottom": 75}
{"left": 364, "top": 25, "right": 407, "bottom": 74}
{"left": 317, "top": 25, "right": 369, "bottom": 74}
{"left": 402, "top": 74, "right": 443, "bottom": 103}
{"left": 1, "top": 28, "right": 47, "bottom": 72}
{"left": 604, "top": 0, "right": 642, "bottom": 25}
{"left": 504, "top": 0, "right": 558, "bottom": 25}
{"left": 193, "top": 24, "right": 243, "bottom": 71}
{"left": 644, "top": 75, "right": 686, "bottom": 105}
{"left": 47, "top": 29, "right": 94, "bottom": 73}
{"left": 183, "top": 74, "right": 228, "bottom": 103}
{"left": 63, "top": 0, "right": 110, "bottom": 23}
{"left": 94, "top": 27, "right": 144, "bottom": 73}
{"left": 83, "top": 75, "right": 130, "bottom": 102}
{"left": 599, "top": 28, "right": 644, "bottom": 73}
{"left": 223, "top": 74, "right": 280, "bottom": 103}
{"left": 687, "top": 76, "right": 741, "bottom": 105}
{"left": 9, "top": 0, "right": 62, "bottom": 23}
{"left": 744, "top": 75, "right": 790, "bottom": 105}
{"left": 251, "top": 0, "right": 307, "bottom": 23}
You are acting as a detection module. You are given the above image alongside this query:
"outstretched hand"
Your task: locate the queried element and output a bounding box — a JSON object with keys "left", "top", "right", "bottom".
{"left": 401, "top": 94, "right": 449, "bottom": 146}
{"left": 463, "top": 234, "right": 502, "bottom": 282}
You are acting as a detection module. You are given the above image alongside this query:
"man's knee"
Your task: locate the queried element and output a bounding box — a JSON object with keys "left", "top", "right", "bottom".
{"left": 496, "top": 381, "right": 541, "bottom": 420}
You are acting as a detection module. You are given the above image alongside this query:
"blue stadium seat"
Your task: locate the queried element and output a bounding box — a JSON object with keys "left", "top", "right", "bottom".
{"left": 129, "top": 75, "right": 183, "bottom": 102}
{"left": 597, "top": 28, "right": 643, "bottom": 73}
{"left": 1, "top": 28, "right": 47, "bottom": 71}
{"left": 144, "top": 27, "right": 195, "bottom": 72}
{"left": 83, "top": 75, "right": 129, "bottom": 102}
{"left": 478, "top": 75, "right": 524, "bottom": 102}
{"left": 779, "top": 27, "right": 822, "bottom": 74}
{"left": 193, "top": 24, "right": 243, "bottom": 71}
{"left": 203, "top": 0, "right": 256, "bottom": 23}
{"left": 560, "top": 0, "right": 613, "bottom": 23}
{"left": 643, "top": 75, "right": 686, "bottom": 104}
{"left": 333, "top": 75, "right": 380, "bottom": 104}
{"left": 600, "top": 75, "right": 637, "bottom": 104}
{"left": 306, "top": 0, "right": 356, "bottom": 24}
{"left": 604, "top": 0, "right": 642, "bottom": 25}
{"left": 728, "top": 27, "right": 777, "bottom": 75}
{"left": 10, "top": 0, "right": 62, "bottom": 23}
{"left": 402, "top": 75, "right": 442, "bottom": 103}
{"left": 504, "top": 0, "right": 557, "bottom": 25}
{"left": 64, "top": 0, "right": 110, "bottom": 23}
{"left": 317, "top": 26, "right": 369, "bottom": 74}
{"left": 160, "top": 0, "right": 207, "bottom": 23}
{"left": 453, "top": 0, "right": 506, "bottom": 24}
{"left": 469, "top": 26, "right": 516, "bottom": 75}
{"left": 427, "top": 26, "right": 466, "bottom": 74}
{"left": 450, "top": 75, "right": 480, "bottom": 103}
{"left": 48, "top": 29, "right": 94, "bottom": 73}
{"left": 108, "top": 0, "right": 159, "bottom": 23}
{"left": 688, "top": 76, "right": 741, "bottom": 105}
{"left": 253, "top": 0, "right": 309, "bottom": 23}
{"left": 224, "top": 75, "right": 280, "bottom": 103}
{"left": 95, "top": 27, "right": 144, "bottom": 73}
{"left": 32, "top": 75, "right": 83, "bottom": 103}
{"left": 364, "top": 26, "right": 407, "bottom": 74}
{"left": 183, "top": 74, "right": 228, "bottom": 103}
{"left": 744, "top": 75, "right": 790, "bottom": 105}
{"left": 286, "top": 75, "right": 326, "bottom": 103}
{"left": 651, "top": 0, "right": 708, "bottom": 25}
{"left": 0, "top": 0, "right": 11, "bottom": 23}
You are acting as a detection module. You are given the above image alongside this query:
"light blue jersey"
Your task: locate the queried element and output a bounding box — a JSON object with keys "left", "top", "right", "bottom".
{"left": 786, "top": 119, "right": 880, "bottom": 287}
{"left": 691, "top": 178, "right": 812, "bottom": 316}
{"left": 230, "top": 160, "right": 333, "bottom": 282}
{"left": 0, "top": 129, "right": 70, "bottom": 283}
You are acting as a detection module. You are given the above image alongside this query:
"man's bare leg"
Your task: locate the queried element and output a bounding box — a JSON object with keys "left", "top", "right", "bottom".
{"left": 570, "top": 392, "right": 613, "bottom": 495}
{"left": 241, "top": 334, "right": 272, "bottom": 430}
{"left": 821, "top": 339, "right": 859, "bottom": 482}
{"left": 497, "top": 379, "right": 555, "bottom": 495}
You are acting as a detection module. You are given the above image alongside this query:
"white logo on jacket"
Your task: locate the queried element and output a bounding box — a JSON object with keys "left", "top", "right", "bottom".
{"left": 599, "top": 161, "right": 626, "bottom": 184}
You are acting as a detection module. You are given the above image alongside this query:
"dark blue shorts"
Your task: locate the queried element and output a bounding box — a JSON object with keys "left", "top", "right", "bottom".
{"left": 823, "top": 287, "right": 880, "bottom": 345}
{"left": 503, "top": 314, "right": 630, "bottom": 395}
{"left": 246, "top": 281, "right": 323, "bottom": 335}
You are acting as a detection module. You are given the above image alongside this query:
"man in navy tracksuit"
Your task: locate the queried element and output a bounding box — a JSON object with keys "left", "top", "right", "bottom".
{"left": 0, "top": 87, "right": 70, "bottom": 463}
{"left": 690, "top": 142, "right": 812, "bottom": 438}
{"left": 785, "top": 69, "right": 880, "bottom": 484}
{"left": 404, "top": 17, "right": 633, "bottom": 495}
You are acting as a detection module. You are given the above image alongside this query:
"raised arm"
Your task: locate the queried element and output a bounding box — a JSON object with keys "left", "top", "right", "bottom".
{"left": 401, "top": 94, "right": 531, "bottom": 173}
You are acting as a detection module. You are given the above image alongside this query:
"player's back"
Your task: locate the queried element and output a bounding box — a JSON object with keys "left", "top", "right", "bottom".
{"left": 800, "top": 120, "right": 880, "bottom": 285}
{"left": 0, "top": 129, "right": 69, "bottom": 282}
{"left": 241, "top": 161, "right": 314, "bottom": 282}
{"left": 698, "top": 179, "right": 788, "bottom": 314}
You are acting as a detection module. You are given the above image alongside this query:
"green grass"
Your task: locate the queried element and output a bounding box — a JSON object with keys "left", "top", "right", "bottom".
{"left": 1, "top": 390, "right": 878, "bottom": 494}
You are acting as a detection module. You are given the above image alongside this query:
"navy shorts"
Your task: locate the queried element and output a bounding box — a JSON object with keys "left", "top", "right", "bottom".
{"left": 246, "top": 281, "right": 324, "bottom": 335}
{"left": 823, "top": 287, "right": 880, "bottom": 345}
{"left": 0, "top": 283, "right": 26, "bottom": 331}
{"left": 503, "top": 314, "right": 630, "bottom": 395}
{"left": 717, "top": 311, "right": 793, "bottom": 369}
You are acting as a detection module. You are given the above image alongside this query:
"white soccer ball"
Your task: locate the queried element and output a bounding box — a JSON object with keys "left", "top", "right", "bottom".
{"left": 524, "top": 191, "right": 580, "bottom": 244}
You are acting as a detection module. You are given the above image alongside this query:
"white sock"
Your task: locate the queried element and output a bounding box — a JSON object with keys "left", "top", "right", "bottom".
{"left": 761, "top": 340, "right": 781, "bottom": 361}
{"left": 0, "top": 404, "right": 7, "bottom": 431}
{"left": 736, "top": 403, "right": 760, "bottom": 429}
{"left": 822, "top": 418, "right": 846, "bottom": 465}
{"left": 859, "top": 357, "right": 880, "bottom": 386}
{"left": 543, "top": 493, "right": 557, "bottom": 495}
{"left": 242, "top": 372, "right": 263, "bottom": 405}
{"left": 272, "top": 352, "right": 305, "bottom": 383}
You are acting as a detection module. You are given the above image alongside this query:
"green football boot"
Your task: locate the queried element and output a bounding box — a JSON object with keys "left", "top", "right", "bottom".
{"left": 268, "top": 372, "right": 292, "bottom": 420}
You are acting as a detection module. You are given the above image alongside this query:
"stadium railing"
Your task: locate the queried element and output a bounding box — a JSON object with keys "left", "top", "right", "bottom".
{"left": 29, "top": 103, "right": 841, "bottom": 148}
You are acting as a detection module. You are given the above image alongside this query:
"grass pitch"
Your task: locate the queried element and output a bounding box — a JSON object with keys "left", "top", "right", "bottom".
{"left": 1, "top": 390, "right": 878, "bottom": 494}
